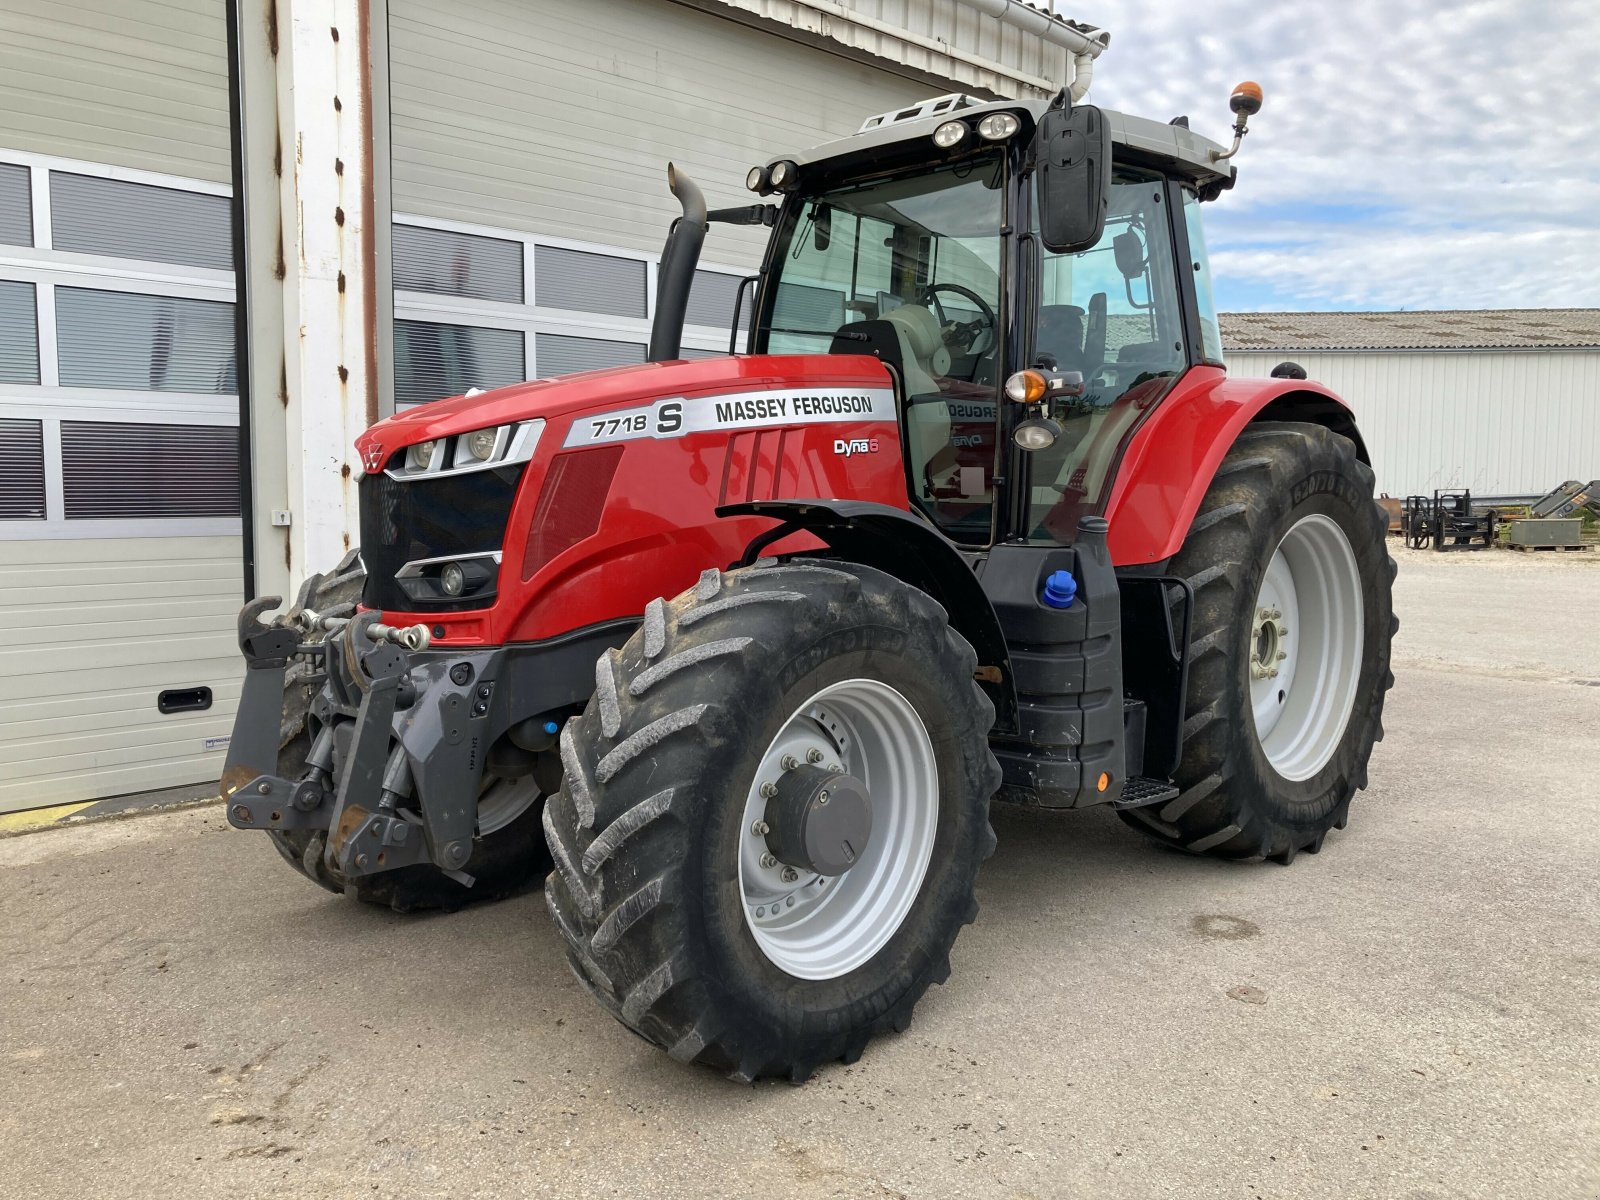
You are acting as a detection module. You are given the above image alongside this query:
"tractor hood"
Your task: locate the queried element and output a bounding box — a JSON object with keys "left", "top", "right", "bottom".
{"left": 355, "top": 353, "right": 895, "bottom": 472}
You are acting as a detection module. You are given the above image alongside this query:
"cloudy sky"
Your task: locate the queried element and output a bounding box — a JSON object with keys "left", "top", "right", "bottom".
{"left": 1083, "top": 0, "right": 1600, "bottom": 312}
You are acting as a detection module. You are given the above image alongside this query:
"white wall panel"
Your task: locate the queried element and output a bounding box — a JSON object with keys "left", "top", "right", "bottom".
{"left": 0, "top": 0, "right": 230, "bottom": 183}
{"left": 0, "top": 536, "right": 240, "bottom": 812}
{"left": 1226, "top": 350, "right": 1600, "bottom": 498}
{"left": 389, "top": 0, "right": 931, "bottom": 268}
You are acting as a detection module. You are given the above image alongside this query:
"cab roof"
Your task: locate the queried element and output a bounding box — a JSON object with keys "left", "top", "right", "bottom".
{"left": 768, "top": 94, "right": 1236, "bottom": 197}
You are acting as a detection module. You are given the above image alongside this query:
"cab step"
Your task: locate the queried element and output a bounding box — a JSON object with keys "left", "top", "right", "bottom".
{"left": 1113, "top": 776, "right": 1179, "bottom": 810}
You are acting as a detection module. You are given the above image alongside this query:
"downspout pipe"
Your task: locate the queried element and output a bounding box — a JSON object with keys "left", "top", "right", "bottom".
{"left": 648, "top": 164, "right": 708, "bottom": 363}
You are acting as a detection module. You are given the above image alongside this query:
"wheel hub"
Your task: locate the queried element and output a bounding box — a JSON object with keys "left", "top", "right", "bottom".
{"left": 1250, "top": 606, "right": 1288, "bottom": 680}
{"left": 763, "top": 763, "right": 873, "bottom": 877}
{"left": 738, "top": 685, "right": 938, "bottom": 980}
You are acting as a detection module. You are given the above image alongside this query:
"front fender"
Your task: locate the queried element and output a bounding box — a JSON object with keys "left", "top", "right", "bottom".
{"left": 1103, "top": 368, "right": 1366, "bottom": 565}
{"left": 718, "top": 498, "right": 1017, "bottom": 734}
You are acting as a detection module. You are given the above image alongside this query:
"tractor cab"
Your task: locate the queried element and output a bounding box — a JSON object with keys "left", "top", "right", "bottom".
{"left": 731, "top": 93, "right": 1240, "bottom": 547}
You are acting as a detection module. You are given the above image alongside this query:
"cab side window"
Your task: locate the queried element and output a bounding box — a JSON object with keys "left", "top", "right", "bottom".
{"left": 1028, "top": 169, "right": 1186, "bottom": 541}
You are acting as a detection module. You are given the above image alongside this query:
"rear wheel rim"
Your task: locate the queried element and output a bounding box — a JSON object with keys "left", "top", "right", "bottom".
{"left": 1249, "top": 513, "right": 1364, "bottom": 781}
{"left": 738, "top": 679, "right": 938, "bottom": 981}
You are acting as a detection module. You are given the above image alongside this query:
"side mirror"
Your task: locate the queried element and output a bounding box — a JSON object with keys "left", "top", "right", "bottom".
{"left": 1033, "top": 104, "right": 1111, "bottom": 254}
{"left": 1112, "top": 230, "right": 1144, "bottom": 280}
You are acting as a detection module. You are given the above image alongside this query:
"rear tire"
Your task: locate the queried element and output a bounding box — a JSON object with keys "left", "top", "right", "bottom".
{"left": 1119, "top": 422, "right": 1396, "bottom": 863}
{"left": 265, "top": 554, "right": 550, "bottom": 912}
{"left": 543, "top": 559, "right": 1000, "bottom": 1082}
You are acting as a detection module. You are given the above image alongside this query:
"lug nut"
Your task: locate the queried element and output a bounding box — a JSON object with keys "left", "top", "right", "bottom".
{"left": 759, "top": 782, "right": 777, "bottom": 799}
{"left": 806, "top": 748, "right": 824, "bottom": 763}
{"left": 780, "top": 754, "right": 799, "bottom": 770}
{"left": 828, "top": 764, "right": 844, "bottom": 773}
{"left": 751, "top": 820, "right": 770, "bottom": 836}
{"left": 759, "top": 853, "right": 777, "bottom": 869}
{"left": 780, "top": 866, "right": 799, "bottom": 883}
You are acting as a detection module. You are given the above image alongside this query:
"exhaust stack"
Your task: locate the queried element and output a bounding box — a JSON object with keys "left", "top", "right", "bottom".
{"left": 647, "top": 163, "right": 708, "bottom": 363}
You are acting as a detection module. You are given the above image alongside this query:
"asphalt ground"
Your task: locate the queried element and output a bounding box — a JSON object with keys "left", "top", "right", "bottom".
{"left": 2, "top": 544, "right": 1597, "bottom": 1199}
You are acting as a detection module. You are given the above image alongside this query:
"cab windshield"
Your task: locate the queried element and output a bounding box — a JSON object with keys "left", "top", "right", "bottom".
{"left": 759, "top": 153, "right": 1006, "bottom": 543}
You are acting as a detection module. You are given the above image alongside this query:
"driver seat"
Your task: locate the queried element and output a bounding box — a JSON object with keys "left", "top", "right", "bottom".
{"left": 881, "top": 306, "right": 952, "bottom": 484}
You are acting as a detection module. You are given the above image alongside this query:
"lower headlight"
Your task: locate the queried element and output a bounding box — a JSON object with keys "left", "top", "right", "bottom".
{"left": 1013, "top": 418, "right": 1062, "bottom": 451}
{"left": 464, "top": 427, "right": 499, "bottom": 461}
{"left": 407, "top": 440, "right": 437, "bottom": 470}
{"left": 439, "top": 561, "right": 466, "bottom": 597}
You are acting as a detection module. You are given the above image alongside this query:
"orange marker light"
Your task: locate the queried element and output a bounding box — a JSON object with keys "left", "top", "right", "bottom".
{"left": 1097, "top": 772, "right": 1111, "bottom": 792}
{"left": 1004, "top": 369, "right": 1048, "bottom": 404}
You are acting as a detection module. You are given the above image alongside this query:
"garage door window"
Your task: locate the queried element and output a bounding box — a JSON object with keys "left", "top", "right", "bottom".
{"left": 50, "top": 173, "right": 231, "bottom": 271}
{"left": 534, "top": 245, "right": 647, "bottom": 318}
{"left": 535, "top": 334, "right": 645, "bottom": 378}
{"left": 60, "top": 421, "right": 240, "bottom": 519}
{"left": 394, "top": 223, "right": 523, "bottom": 304}
{"left": 56, "top": 288, "right": 236, "bottom": 393}
{"left": 0, "top": 419, "right": 46, "bottom": 520}
{"left": 394, "top": 320, "right": 524, "bottom": 406}
{"left": 0, "top": 163, "right": 30, "bottom": 246}
{"left": 0, "top": 281, "right": 40, "bottom": 383}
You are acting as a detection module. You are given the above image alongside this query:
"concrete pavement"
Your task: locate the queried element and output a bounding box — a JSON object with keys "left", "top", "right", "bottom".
{"left": 2, "top": 545, "right": 1597, "bottom": 1199}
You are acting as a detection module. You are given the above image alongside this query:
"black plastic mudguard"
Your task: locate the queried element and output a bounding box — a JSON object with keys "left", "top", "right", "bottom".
{"left": 717, "top": 498, "right": 1017, "bottom": 734}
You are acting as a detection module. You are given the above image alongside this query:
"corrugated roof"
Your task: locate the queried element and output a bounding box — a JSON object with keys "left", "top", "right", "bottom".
{"left": 1220, "top": 309, "right": 1600, "bottom": 352}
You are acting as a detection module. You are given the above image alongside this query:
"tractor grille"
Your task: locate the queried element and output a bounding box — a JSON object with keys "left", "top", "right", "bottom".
{"left": 358, "top": 462, "right": 525, "bottom": 612}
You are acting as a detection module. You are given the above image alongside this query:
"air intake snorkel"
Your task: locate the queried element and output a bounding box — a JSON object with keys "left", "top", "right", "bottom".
{"left": 647, "top": 164, "right": 708, "bottom": 362}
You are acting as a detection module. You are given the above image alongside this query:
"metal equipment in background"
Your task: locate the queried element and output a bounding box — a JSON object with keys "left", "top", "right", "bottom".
{"left": 1403, "top": 490, "right": 1496, "bottom": 551}
{"left": 1529, "top": 479, "right": 1600, "bottom": 520}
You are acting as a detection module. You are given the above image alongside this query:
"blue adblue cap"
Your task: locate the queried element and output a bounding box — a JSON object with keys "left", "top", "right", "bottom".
{"left": 1042, "top": 569, "right": 1077, "bottom": 609}
{"left": 543, "top": 719, "right": 561, "bottom": 735}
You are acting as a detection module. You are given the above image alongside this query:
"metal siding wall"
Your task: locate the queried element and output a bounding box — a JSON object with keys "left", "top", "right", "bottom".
{"left": 0, "top": 537, "right": 242, "bottom": 812}
{"left": 1226, "top": 350, "right": 1600, "bottom": 497}
{"left": 0, "top": 0, "right": 230, "bottom": 182}
{"left": 388, "top": 0, "right": 933, "bottom": 265}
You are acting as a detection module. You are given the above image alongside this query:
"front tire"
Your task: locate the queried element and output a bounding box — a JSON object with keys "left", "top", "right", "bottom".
{"left": 1120, "top": 421, "right": 1396, "bottom": 862}
{"left": 543, "top": 559, "right": 1000, "bottom": 1082}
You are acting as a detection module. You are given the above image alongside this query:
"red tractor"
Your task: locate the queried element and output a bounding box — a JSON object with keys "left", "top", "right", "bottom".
{"left": 223, "top": 84, "right": 1394, "bottom": 1082}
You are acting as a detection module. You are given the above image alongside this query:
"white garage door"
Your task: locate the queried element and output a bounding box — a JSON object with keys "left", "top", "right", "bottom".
{"left": 0, "top": 0, "right": 241, "bottom": 812}
{"left": 385, "top": 0, "right": 932, "bottom": 400}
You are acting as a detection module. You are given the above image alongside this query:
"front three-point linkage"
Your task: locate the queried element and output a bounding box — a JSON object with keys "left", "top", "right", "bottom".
{"left": 222, "top": 576, "right": 445, "bottom": 881}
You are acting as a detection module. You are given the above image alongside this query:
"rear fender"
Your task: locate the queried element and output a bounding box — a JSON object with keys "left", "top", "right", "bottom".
{"left": 718, "top": 499, "right": 1017, "bottom": 734}
{"left": 1104, "top": 370, "right": 1369, "bottom": 566}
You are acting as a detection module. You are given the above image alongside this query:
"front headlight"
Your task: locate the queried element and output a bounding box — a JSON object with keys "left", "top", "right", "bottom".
{"left": 464, "top": 426, "right": 499, "bottom": 461}
{"left": 389, "top": 419, "right": 545, "bottom": 480}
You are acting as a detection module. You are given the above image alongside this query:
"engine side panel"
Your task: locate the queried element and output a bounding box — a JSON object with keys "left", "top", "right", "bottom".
{"left": 1102, "top": 368, "right": 1360, "bottom": 565}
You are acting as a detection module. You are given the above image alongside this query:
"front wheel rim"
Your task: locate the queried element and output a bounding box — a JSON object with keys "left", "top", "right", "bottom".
{"left": 737, "top": 679, "right": 939, "bottom": 981}
{"left": 1249, "top": 513, "right": 1364, "bottom": 781}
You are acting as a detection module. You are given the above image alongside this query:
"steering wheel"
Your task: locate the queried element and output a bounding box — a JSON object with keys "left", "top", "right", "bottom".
{"left": 917, "top": 283, "right": 998, "bottom": 358}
